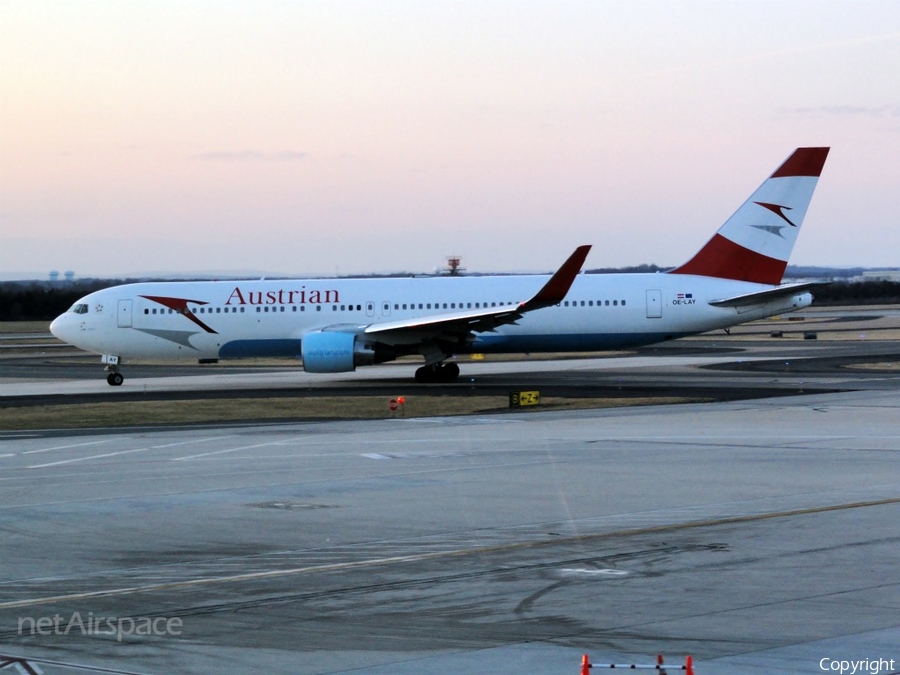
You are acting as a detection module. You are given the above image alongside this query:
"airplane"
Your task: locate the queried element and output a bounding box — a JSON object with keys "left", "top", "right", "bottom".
{"left": 50, "top": 147, "right": 829, "bottom": 386}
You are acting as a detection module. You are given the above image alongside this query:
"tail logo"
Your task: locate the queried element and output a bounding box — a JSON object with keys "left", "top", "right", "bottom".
{"left": 754, "top": 201, "right": 797, "bottom": 227}
{"left": 750, "top": 202, "right": 798, "bottom": 240}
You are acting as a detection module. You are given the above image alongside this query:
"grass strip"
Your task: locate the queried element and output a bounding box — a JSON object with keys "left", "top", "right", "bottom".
{"left": 0, "top": 395, "right": 705, "bottom": 430}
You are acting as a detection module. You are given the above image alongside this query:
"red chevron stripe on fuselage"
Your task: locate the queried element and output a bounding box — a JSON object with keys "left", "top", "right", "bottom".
{"left": 140, "top": 295, "right": 219, "bottom": 334}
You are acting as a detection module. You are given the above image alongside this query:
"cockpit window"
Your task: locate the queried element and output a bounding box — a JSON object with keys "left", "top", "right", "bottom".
{"left": 70, "top": 303, "right": 89, "bottom": 315}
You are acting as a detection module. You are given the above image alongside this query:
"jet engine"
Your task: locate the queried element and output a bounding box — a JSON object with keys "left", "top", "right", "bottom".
{"left": 300, "top": 331, "right": 393, "bottom": 373}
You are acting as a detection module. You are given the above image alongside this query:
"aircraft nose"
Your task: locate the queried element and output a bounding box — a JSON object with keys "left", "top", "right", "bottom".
{"left": 50, "top": 314, "right": 67, "bottom": 341}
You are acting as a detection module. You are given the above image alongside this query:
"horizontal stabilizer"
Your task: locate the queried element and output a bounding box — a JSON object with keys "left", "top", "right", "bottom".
{"left": 709, "top": 282, "right": 829, "bottom": 308}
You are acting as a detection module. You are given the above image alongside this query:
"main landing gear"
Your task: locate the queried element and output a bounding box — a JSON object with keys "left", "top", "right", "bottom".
{"left": 415, "top": 362, "right": 460, "bottom": 383}
{"left": 103, "top": 354, "right": 124, "bottom": 386}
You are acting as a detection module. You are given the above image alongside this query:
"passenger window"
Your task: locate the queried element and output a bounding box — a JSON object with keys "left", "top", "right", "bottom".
{"left": 613, "top": 300, "right": 618, "bottom": 306}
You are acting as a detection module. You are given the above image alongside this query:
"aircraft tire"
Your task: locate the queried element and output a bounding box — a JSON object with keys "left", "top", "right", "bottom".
{"left": 107, "top": 372, "right": 124, "bottom": 386}
{"left": 415, "top": 365, "right": 434, "bottom": 383}
{"left": 441, "top": 362, "right": 460, "bottom": 382}
{"left": 415, "top": 363, "right": 460, "bottom": 383}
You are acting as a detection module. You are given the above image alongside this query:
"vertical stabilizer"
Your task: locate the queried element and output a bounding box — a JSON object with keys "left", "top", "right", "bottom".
{"left": 670, "top": 147, "right": 829, "bottom": 285}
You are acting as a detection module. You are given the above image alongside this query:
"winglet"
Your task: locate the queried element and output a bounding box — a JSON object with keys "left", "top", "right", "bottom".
{"left": 523, "top": 245, "right": 591, "bottom": 309}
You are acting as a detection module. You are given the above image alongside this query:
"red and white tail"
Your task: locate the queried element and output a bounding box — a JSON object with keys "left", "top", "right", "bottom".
{"left": 670, "top": 147, "right": 829, "bottom": 285}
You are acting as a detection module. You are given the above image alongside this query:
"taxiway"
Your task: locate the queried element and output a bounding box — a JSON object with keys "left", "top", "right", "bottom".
{"left": 0, "top": 311, "right": 898, "bottom": 674}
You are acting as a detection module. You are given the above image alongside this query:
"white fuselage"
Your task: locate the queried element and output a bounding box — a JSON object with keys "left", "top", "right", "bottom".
{"left": 50, "top": 272, "right": 812, "bottom": 362}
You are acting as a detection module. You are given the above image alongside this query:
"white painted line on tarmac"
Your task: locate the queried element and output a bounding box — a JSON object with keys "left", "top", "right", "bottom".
{"left": 560, "top": 568, "right": 629, "bottom": 576}
{"left": 21, "top": 439, "right": 116, "bottom": 455}
{"left": 172, "top": 440, "right": 288, "bottom": 461}
{"left": 149, "top": 435, "right": 238, "bottom": 449}
{"left": 27, "top": 447, "right": 150, "bottom": 469}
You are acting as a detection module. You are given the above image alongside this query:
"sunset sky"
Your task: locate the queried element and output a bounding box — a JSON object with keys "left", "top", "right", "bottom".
{"left": 2, "top": 1, "right": 899, "bottom": 279}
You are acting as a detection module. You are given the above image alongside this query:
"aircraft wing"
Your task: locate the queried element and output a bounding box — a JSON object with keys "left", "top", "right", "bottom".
{"left": 363, "top": 245, "right": 591, "bottom": 344}
{"left": 708, "top": 281, "right": 829, "bottom": 309}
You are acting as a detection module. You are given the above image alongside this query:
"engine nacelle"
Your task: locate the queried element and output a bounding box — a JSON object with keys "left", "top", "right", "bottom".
{"left": 301, "top": 331, "right": 389, "bottom": 373}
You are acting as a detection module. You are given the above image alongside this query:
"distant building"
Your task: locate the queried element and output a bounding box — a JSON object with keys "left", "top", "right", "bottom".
{"left": 49, "top": 270, "right": 60, "bottom": 281}
{"left": 860, "top": 270, "right": 900, "bottom": 282}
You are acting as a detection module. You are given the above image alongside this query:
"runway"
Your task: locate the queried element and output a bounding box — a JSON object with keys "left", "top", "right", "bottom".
{"left": 1, "top": 313, "right": 899, "bottom": 674}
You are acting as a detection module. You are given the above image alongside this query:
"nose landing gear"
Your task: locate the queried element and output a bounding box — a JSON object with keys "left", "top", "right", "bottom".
{"left": 102, "top": 354, "right": 124, "bottom": 386}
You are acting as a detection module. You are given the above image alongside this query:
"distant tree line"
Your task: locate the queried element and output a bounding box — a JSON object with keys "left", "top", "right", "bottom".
{"left": 810, "top": 280, "right": 900, "bottom": 306}
{"left": 1, "top": 280, "right": 121, "bottom": 321}
{"left": 3, "top": 276, "right": 900, "bottom": 322}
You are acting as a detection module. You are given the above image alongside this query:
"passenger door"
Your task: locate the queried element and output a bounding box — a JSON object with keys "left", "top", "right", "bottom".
{"left": 117, "top": 299, "right": 133, "bottom": 328}
{"left": 646, "top": 289, "right": 662, "bottom": 319}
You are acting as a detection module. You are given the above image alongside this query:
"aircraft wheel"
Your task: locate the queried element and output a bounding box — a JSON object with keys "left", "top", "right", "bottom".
{"left": 441, "top": 362, "right": 460, "bottom": 382}
{"left": 415, "top": 363, "right": 459, "bottom": 383}
{"left": 107, "top": 372, "right": 124, "bottom": 386}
